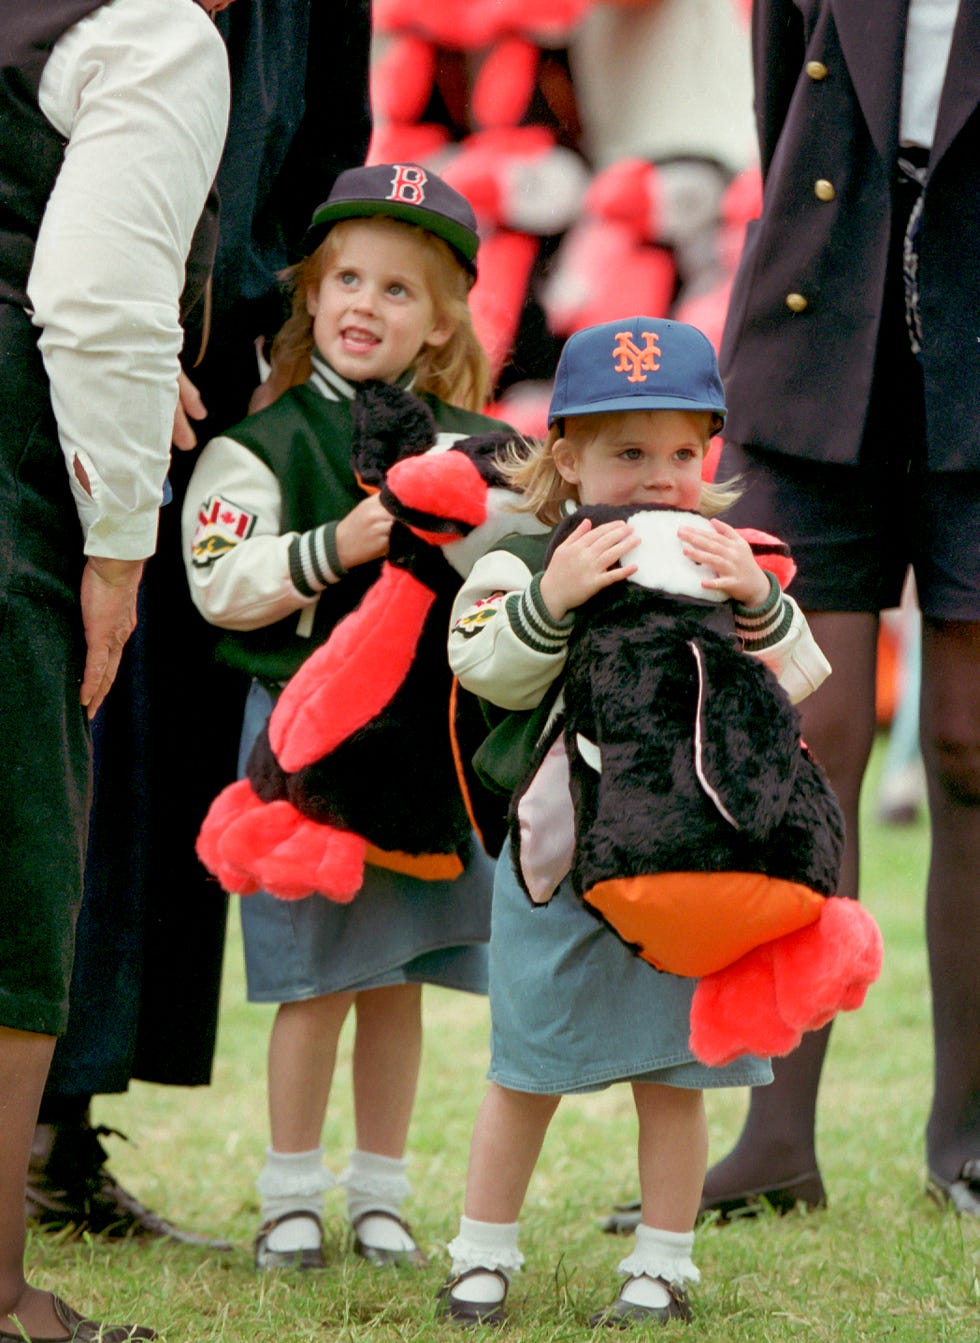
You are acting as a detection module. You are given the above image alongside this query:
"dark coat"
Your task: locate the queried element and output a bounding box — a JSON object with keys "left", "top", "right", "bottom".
{"left": 46, "top": 0, "right": 373, "bottom": 1092}
{"left": 720, "top": 0, "right": 980, "bottom": 471}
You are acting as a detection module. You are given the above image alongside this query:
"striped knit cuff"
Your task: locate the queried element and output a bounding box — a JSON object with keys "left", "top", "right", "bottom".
{"left": 288, "top": 522, "right": 347, "bottom": 597}
{"left": 734, "top": 571, "right": 793, "bottom": 650}
{"left": 504, "top": 574, "right": 575, "bottom": 655}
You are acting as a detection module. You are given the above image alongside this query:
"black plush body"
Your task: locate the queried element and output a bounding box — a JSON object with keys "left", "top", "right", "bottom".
{"left": 510, "top": 503, "right": 844, "bottom": 961}
{"left": 246, "top": 522, "right": 473, "bottom": 856}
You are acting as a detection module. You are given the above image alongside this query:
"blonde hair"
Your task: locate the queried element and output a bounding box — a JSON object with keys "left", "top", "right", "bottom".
{"left": 498, "top": 411, "right": 742, "bottom": 527}
{"left": 268, "top": 215, "right": 491, "bottom": 411}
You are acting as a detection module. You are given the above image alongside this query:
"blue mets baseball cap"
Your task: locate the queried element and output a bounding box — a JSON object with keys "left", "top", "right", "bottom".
{"left": 306, "top": 163, "right": 480, "bottom": 277}
{"left": 548, "top": 317, "right": 727, "bottom": 427}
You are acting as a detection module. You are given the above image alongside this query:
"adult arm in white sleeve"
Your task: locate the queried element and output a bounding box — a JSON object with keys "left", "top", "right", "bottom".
{"left": 29, "top": 0, "right": 230, "bottom": 560}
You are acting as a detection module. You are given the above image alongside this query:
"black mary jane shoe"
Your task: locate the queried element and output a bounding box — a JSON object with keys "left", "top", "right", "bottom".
{"left": 253, "top": 1210, "right": 326, "bottom": 1271}
{"left": 0, "top": 1295, "right": 156, "bottom": 1343}
{"left": 27, "top": 1120, "right": 232, "bottom": 1249}
{"left": 588, "top": 1276, "right": 692, "bottom": 1329}
{"left": 435, "top": 1267, "right": 509, "bottom": 1327}
{"left": 351, "top": 1209, "right": 428, "bottom": 1267}
{"left": 927, "top": 1160, "right": 980, "bottom": 1216}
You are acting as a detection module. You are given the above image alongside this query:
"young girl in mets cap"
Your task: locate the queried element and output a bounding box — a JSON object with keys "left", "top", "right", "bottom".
{"left": 182, "top": 163, "right": 509, "bottom": 1272}
{"left": 438, "top": 317, "right": 838, "bottom": 1327}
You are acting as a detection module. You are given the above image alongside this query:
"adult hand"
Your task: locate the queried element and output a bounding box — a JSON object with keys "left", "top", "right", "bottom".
{"left": 334, "top": 494, "right": 395, "bottom": 570}
{"left": 678, "top": 517, "right": 772, "bottom": 607}
{"left": 173, "top": 369, "right": 208, "bottom": 450}
{"left": 79, "top": 556, "right": 144, "bottom": 719}
{"left": 538, "top": 518, "right": 638, "bottom": 622}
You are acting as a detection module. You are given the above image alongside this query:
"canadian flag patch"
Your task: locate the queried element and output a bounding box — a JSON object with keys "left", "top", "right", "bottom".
{"left": 191, "top": 494, "right": 256, "bottom": 567}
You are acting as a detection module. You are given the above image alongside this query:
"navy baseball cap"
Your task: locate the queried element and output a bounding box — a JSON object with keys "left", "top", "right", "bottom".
{"left": 305, "top": 163, "right": 480, "bottom": 277}
{"left": 548, "top": 317, "right": 727, "bottom": 426}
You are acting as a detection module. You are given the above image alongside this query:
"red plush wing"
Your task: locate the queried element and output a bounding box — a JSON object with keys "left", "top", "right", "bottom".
{"left": 269, "top": 563, "right": 435, "bottom": 773}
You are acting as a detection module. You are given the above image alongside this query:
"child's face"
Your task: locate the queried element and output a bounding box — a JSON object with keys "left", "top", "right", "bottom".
{"left": 553, "top": 410, "right": 709, "bottom": 510}
{"left": 306, "top": 219, "right": 455, "bottom": 384}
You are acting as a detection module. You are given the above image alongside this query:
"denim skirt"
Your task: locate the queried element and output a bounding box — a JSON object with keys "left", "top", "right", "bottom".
{"left": 487, "top": 848, "right": 772, "bottom": 1094}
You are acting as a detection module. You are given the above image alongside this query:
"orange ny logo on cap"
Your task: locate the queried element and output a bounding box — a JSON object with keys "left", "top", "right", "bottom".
{"left": 386, "top": 164, "right": 428, "bottom": 205}
{"left": 612, "top": 330, "right": 662, "bottom": 383}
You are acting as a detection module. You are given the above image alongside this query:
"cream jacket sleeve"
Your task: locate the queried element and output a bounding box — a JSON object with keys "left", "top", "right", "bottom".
{"left": 449, "top": 549, "right": 573, "bottom": 711}
{"left": 29, "top": 0, "right": 230, "bottom": 559}
{"left": 450, "top": 550, "right": 830, "bottom": 711}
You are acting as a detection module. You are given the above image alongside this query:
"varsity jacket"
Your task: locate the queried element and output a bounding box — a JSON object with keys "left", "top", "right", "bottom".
{"left": 183, "top": 356, "right": 512, "bottom": 682}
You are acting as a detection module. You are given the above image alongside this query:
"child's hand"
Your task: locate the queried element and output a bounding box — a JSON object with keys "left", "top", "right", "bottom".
{"left": 677, "top": 518, "right": 772, "bottom": 607}
{"left": 335, "top": 494, "right": 394, "bottom": 569}
{"left": 539, "top": 519, "right": 639, "bottom": 622}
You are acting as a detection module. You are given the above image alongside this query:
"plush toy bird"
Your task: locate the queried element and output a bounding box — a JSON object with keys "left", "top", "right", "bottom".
{"left": 196, "top": 381, "right": 525, "bottom": 905}
{"left": 508, "top": 503, "right": 883, "bottom": 1066}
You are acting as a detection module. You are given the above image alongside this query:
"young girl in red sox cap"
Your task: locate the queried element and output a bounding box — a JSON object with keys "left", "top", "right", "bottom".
{"left": 183, "top": 163, "right": 510, "bottom": 1272}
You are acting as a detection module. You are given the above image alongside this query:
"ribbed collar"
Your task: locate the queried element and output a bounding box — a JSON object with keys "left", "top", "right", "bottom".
{"left": 308, "top": 350, "right": 417, "bottom": 403}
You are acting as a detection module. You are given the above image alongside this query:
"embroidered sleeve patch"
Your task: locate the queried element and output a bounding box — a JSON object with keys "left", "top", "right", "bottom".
{"left": 191, "top": 494, "right": 257, "bottom": 567}
{"left": 452, "top": 592, "right": 505, "bottom": 639}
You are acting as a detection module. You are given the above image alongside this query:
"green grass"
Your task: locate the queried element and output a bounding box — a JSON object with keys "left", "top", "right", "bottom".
{"left": 30, "top": 739, "right": 979, "bottom": 1340}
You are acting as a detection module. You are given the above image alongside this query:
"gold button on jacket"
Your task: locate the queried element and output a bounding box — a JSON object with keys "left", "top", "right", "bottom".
{"left": 785, "top": 293, "right": 809, "bottom": 313}
{"left": 814, "top": 179, "right": 835, "bottom": 201}
{"left": 806, "top": 60, "right": 829, "bottom": 80}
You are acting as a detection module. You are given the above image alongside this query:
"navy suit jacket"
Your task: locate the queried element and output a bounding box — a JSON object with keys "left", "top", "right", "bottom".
{"left": 720, "top": 0, "right": 980, "bottom": 471}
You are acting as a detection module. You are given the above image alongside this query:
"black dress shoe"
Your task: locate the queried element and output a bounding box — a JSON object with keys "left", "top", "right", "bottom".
{"left": 588, "top": 1276, "right": 692, "bottom": 1328}
{"left": 601, "top": 1200, "right": 642, "bottom": 1236}
{"left": 602, "top": 1170, "right": 827, "bottom": 1234}
{"left": 698, "top": 1169, "right": 827, "bottom": 1222}
{"left": 436, "top": 1268, "right": 509, "bottom": 1326}
{"left": 254, "top": 1211, "right": 326, "bottom": 1270}
{"left": 927, "top": 1160, "right": 980, "bottom": 1216}
{"left": 351, "top": 1209, "right": 428, "bottom": 1267}
{"left": 0, "top": 1294, "right": 156, "bottom": 1342}
{"left": 26, "top": 1119, "right": 232, "bottom": 1248}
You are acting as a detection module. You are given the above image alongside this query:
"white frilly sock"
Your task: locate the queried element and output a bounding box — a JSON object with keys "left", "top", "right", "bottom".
{"left": 616, "top": 1224, "right": 700, "bottom": 1307}
{"left": 255, "top": 1147, "right": 334, "bottom": 1252}
{"left": 340, "top": 1149, "right": 415, "bottom": 1251}
{"left": 446, "top": 1216, "right": 524, "bottom": 1304}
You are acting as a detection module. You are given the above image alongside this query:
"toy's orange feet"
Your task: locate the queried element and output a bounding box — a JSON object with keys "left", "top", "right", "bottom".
{"left": 252, "top": 814, "right": 366, "bottom": 903}
{"left": 690, "top": 943, "right": 803, "bottom": 1066}
{"left": 689, "top": 898, "right": 883, "bottom": 1066}
{"left": 772, "top": 897, "right": 883, "bottom": 1031}
{"left": 196, "top": 779, "right": 265, "bottom": 894}
{"left": 197, "top": 783, "right": 367, "bottom": 903}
